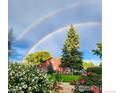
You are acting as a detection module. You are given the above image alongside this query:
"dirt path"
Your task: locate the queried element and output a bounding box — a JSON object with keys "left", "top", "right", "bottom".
{"left": 58, "top": 82, "right": 75, "bottom": 93}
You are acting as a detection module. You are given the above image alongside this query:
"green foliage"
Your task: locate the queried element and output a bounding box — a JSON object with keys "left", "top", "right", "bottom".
{"left": 83, "top": 62, "right": 96, "bottom": 69}
{"left": 61, "top": 25, "right": 83, "bottom": 70}
{"left": 8, "top": 63, "right": 53, "bottom": 93}
{"left": 65, "top": 25, "right": 80, "bottom": 51}
{"left": 92, "top": 43, "right": 102, "bottom": 58}
{"left": 24, "top": 51, "right": 51, "bottom": 65}
{"left": 47, "top": 63, "right": 54, "bottom": 74}
{"left": 87, "top": 67, "right": 102, "bottom": 75}
{"left": 61, "top": 74, "right": 81, "bottom": 82}
{"left": 54, "top": 73, "right": 62, "bottom": 82}
{"left": 49, "top": 74, "right": 81, "bottom": 82}
{"left": 83, "top": 67, "right": 102, "bottom": 88}
{"left": 99, "top": 62, "right": 102, "bottom": 67}
{"left": 82, "top": 73, "right": 102, "bottom": 86}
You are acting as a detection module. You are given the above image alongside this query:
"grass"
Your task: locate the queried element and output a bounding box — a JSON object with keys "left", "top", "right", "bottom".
{"left": 49, "top": 74, "right": 81, "bottom": 82}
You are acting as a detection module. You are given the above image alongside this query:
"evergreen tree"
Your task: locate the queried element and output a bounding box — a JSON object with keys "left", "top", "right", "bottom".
{"left": 8, "top": 28, "right": 20, "bottom": 62}
{"left": 8, "top": 28, "right": 13, "bottom": 57}
{"left": 8, "top": 28, "right": 15, "bottom": 62}
{"left": 61, "top": 25, "right": 83, "bottom": 70}
{"left": 47, "top": 62, "right": 54, "bottom": 74}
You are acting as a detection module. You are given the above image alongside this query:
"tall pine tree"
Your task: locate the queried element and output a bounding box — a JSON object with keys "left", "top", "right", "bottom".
{"left": 61, "top": 25, "right": 83, "bottom": 70}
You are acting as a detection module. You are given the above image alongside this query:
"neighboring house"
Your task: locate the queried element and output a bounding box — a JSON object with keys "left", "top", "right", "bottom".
{"left": 39, "top": 57, "right": 61, "bottom": 71}
{"left": 59, "top": 67, "right": 72, "bottom": 74}
{"left": 38, "top": 57, "right": 72, "bottom": 74}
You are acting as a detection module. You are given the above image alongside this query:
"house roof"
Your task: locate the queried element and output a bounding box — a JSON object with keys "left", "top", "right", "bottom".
{"left": 39, "top": 57, "right": 61, "bottom": 71}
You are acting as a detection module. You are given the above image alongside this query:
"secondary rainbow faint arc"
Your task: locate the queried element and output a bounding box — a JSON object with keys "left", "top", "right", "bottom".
{"left": 27, "top": 22, "right": 101, "bottom": 55}
{"left": 16, "top": 3, "right": 84, "bottom": 41}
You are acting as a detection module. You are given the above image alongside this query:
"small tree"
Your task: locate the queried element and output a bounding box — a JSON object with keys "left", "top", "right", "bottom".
{"left": 47, "top": 62, "right": 54, "bottom": 74}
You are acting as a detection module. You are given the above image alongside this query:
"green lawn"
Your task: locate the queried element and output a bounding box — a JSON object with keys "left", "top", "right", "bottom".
{"left": 49, "top": 74, "right": 81, "bottom": 82}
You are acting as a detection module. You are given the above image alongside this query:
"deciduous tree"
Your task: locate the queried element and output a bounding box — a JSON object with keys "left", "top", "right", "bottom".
{"left": 25, "top": 51, "right": 51, "bottom": 65}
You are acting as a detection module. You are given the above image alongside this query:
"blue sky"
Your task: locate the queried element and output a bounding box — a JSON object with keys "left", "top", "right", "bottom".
{"left": 9, "top": 0, "right": 102, "bottom": 64}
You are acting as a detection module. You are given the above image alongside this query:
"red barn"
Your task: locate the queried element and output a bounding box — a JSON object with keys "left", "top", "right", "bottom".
{"left": 39, "top": 57, "right": 61, "bottom": 71}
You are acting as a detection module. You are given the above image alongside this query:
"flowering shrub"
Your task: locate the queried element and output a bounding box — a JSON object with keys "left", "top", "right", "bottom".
{"left": 82, "top": 72, "right": 101, "bottom": 87}
{"left": 74, "top": 82, "right": 94, "bottom": 93}
{"left": 74, "top": 71, "right": 102, "bottom": 93}
{"left": 8, "top": 63, "right": 53, "bottom": 93}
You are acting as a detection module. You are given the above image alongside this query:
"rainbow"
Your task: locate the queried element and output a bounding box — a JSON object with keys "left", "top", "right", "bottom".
{"left": 27, "top": 22, "right": 100, "bottom": 55}
{"left": 16, "top": 2, "right": 84, "bottom": 41}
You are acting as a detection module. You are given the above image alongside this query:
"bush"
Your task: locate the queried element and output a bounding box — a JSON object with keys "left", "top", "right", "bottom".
{"left": 87, "top": 67, "right": 102, "bottom": 74}
{"left": 82, "top": 73, "right": 102, "bottom": 87}
{"left": 8, "top": 63, "right": 53, "bottom": 93}
{"left": 54, "top": 72, "right": 62, "bottom": 82}
{"left": 74, "top": 72, "right": 102, "bottom": 93}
